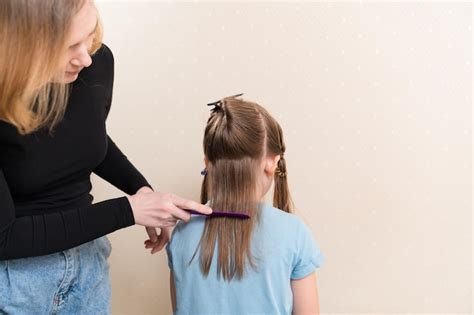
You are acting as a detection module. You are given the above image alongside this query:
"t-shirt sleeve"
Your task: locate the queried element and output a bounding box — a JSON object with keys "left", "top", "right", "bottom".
{"left": 166, "top": 223, "right": 181, "bottom": 270}
{"left": 291, "top": 220, "right": 325, "bottom": 280}
{"left": 166, "top": 242, "right": 173, "bottom": 270}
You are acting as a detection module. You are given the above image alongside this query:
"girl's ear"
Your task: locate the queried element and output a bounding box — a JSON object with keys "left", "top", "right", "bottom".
{"left": 264, "top": 155, "right": 280, "bottom": 176}
{"left": 204, "top": 156, "right": 208, "bottom": 168}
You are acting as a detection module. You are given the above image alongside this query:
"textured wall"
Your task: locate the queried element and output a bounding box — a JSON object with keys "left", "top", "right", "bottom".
{"left": 91, "top": 1, "right": 472, "bottom": 314}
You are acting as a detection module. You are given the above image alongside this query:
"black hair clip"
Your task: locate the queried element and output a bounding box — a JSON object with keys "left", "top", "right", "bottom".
{"left": 207, "top": 99, "right": 223, "bottom": 113}
{"left": 207, "top": 93, "right": 244, "bottom": 113}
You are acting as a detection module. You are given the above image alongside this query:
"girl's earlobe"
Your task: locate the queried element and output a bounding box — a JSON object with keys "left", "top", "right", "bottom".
{"left": 265, "top": 155, "right": 281, "bottom": 175}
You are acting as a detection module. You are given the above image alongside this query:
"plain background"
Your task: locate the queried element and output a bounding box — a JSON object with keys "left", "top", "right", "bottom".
{"left": 91, "top": 1, "right": 472, "bottom": 314}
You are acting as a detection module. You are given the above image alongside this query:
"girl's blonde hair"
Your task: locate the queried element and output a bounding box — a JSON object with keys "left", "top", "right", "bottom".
{"left": 0, "top": 0, "right": 103, "bottom": 134}
{"left": 196, "top": 95, "right": 294, "bottom": 281}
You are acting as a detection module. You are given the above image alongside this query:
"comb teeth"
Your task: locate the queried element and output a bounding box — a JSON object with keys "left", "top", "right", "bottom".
{"left": 184, "top": 209, "right": 250, "bottom": 219}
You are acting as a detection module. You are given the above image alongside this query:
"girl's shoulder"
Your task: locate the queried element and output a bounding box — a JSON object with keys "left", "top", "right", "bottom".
{"left": 260, "top": 204, "right": 320, "bottom": 245}
{"left": 261, "top": 204, "right": 325, "bottom": 273}
{"left": 169, "top": 215, "right": 206, "bottom": 241}
{"left": 260, "top": 203, "right": 305, "bottom": 228}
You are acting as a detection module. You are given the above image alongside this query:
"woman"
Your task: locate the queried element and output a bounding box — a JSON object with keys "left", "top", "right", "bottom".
{"left": 0, "top": 0, "right": 210, "bottom": 313}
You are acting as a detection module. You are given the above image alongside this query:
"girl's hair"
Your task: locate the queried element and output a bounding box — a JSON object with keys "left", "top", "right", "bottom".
{"left": 197, "top": 95, "right": 294, "bottom": 281}
{"left": 0, "top": 0, "right": 103, "bottom": 134}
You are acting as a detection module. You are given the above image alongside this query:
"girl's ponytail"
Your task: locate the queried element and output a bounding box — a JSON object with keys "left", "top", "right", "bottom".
{"left": 273, "top": 155, "right": 294, "bottom": 213}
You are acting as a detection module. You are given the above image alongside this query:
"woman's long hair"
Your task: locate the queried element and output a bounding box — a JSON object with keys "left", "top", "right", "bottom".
{"left": 196, "top": 95, "right": 294, "bottom": 281}
{"left": 0, "top": 0, "right": 103, "bottom": 134}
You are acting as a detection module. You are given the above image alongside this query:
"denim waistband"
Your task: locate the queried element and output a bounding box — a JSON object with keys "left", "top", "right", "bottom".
{"left": 0, "top": 236, "right": 112, "bottom": 315}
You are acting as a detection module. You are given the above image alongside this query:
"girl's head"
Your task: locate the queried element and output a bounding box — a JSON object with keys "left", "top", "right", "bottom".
{"left": 201, "top": 95, "right": 294, "bottom": 211}
{"left": 0, "top": 0, "right": 102, "bottom": 134}
{"left": 197, "top": 95, "right": 294, "bottom": 281}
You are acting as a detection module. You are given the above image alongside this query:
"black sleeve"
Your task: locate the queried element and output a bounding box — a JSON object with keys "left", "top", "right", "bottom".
{"left": 93, "top": 136, "right": 152, "bottom": 195}
{"left": 0, "top": 43, "right": 145, "bottom": 260}
{"left": 91, "top": 44, "right": 152, "bottom": 195}
{"left": 0, "top": 169, "right": 135, "bottom": 260}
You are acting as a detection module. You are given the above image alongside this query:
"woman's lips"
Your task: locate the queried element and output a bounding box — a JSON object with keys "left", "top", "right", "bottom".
{"left": 66, "top": 69, "right": 81, "bottom": 75}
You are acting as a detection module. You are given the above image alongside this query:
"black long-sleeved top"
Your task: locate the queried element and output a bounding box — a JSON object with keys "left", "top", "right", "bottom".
{"left": 0, "top": 44, "right": 149, "bottom": 260}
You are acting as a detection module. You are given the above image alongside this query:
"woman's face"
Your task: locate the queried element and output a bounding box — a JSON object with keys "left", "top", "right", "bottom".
{"left": 60, "top": 0, "right": 98, "bottom": 83}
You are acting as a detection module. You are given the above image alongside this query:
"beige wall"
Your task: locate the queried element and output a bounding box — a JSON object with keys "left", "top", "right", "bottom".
{"left": 92, "top": 1, "right": 472, "bottom": 314}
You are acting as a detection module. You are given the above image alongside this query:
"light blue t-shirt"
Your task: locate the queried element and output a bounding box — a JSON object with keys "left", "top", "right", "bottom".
{"left": 166, "top": 203, "right": 324, "bottom": 315}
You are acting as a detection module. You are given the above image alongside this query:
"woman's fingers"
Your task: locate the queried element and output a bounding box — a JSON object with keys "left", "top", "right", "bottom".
{"left": 170, "top": 194, "right": 212, "bottom": 215}
{"left": 165, "top": 202, "right": 192, "bottom": 222}
{"left": 145, "top": 227, "right": 172, "bottom": 254}
{"left": 129, "top": 191, "right": 211, "bottom": 228}
{"left": 151, "top": 240, "right": 165, "bottom": 254}
{"left": 145, "top": 226, "right": 158, "bottom": 243}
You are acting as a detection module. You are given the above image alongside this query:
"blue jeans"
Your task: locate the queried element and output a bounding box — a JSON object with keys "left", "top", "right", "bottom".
{"left": 0, "top": 236, "right": 112, "bottom": 315}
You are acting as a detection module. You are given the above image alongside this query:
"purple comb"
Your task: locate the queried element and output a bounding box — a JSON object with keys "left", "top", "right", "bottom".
{"left": 185, "top": 209, "right": 250, "bottom": 219}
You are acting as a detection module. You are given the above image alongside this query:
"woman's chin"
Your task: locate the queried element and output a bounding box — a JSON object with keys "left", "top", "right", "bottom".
{"left": 63, "top": 72, "right": 79, "bottom": 83}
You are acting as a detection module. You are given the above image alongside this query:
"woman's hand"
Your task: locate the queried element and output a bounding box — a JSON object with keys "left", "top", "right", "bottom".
{"left": 144, "top": 226, "right": 172, "bottom": 254}
{"left": 136, "top": 187, "right": 165, "bottom": 253}
{"left": 131, "top": 186, "right": 210, "bottom": 253}
{"left": 127, "top": 189, "right": 211, "bottom": 227}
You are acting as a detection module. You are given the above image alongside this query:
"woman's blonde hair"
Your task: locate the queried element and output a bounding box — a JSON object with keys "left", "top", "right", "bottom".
{"left": 0, "top": 0, "right": 103, "bottom": 134}
{"left": 195, "top": 95, "right": 294, "bottom": 281}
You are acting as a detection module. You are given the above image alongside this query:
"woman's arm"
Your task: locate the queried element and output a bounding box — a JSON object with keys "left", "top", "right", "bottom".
{"left": 291, "top": 272, "right": 320, "bottom": 315}
{"left": 0, "top": 169, "right": 135, "bottom": 260}
{"left": 0, "top": 169, "right": 208, "bottom": 260}
{"left": 93, "top": 136, "right": 151, "bottom": 195}
{"left": 92, "top": 44, "right": 151, "bottom": 196}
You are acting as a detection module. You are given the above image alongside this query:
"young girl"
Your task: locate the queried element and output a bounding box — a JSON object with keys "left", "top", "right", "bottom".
{"left": 166, "top": 95, "right": 324, "bottom": 314}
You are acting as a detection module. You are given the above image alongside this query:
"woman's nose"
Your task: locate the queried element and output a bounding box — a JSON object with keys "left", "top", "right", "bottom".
{"left": 70, "top": 45, "right": 92, "bottom": 68}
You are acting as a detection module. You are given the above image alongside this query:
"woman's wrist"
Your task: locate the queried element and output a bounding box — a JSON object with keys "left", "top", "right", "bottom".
{"left": 136, "top": 185, "right": 153, "bottom": 194}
